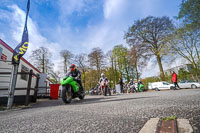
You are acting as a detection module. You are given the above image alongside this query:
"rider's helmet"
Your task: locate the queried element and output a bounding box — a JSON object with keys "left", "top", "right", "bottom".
{"left": 70, "top": 64, "right": 76, "bottom": 72}
{"left": 101, "top": 73, "right": 105, "bottom": 78}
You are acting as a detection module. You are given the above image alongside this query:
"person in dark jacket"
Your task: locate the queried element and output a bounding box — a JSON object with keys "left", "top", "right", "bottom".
{"left": 172, "top": 71, "right": 180, "bottom": 89}
{"left": 118, "top": 78, "right": 124, "bottom": 93}
{"left": 66, "top": 64, "right": 84, "bottom": 92}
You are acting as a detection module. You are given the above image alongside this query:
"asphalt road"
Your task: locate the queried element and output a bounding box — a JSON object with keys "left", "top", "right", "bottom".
{"left": 0, "top": 89, "right": 200, "bottom": 133}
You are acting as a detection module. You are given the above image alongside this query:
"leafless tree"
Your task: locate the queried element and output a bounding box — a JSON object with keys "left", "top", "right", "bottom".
{"left": 29, "top": 47, "right": 54, "bottom": 74}
{"left": 128, "top": 45, "right": 149, "bottom": 82}
{"left": 170, "top": 27, "right": 200, "bottom": 69}
{"left": 60, "top": 49, "right": 73, "bottom": 74}
{"left": 88, "top": 47, "right": 105, "bottom": 76}
{"left": 125, "top": 16, "right": 174, "bottom": 80}
{"left": 74, "top": 53, "right": 88, "bottom": 88}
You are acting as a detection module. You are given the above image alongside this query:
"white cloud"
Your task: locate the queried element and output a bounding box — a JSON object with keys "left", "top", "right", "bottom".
{"left": 103, "top": 0, "right": 125, "bottom": 19}
{"left": 0, "top": 33, "right": 5, "bottom": 40}
{"left": 141, "top": 57, "right": 189, "bottom": 78}
{"left": 1, "top": 5, "right": 63, "bottom": 72}
{"left": 7, "top": 5, "right": 61, "bottom": 58}
{"left": 58, "top": 0, "right": 89, "bottom": 19}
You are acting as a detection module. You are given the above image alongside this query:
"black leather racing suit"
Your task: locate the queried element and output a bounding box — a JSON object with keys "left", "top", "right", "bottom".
{"left": 66, "top": 69, "right": 84, "bottom": 92}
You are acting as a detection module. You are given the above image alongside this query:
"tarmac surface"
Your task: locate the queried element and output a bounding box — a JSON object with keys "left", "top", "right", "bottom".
{"left": 0, "top": 89, "right": 200, "bottom": 133}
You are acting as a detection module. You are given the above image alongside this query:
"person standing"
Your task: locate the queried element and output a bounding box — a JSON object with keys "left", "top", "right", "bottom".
{"left": 118, "top": 78, "right": 124, "bottom": 93}
{"left": 172, "top": 71, "right": 180, "bottom": 89}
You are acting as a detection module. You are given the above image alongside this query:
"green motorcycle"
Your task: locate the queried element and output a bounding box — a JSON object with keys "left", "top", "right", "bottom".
{"left": 60, "top": 76, "right": 85, "bottom": 104}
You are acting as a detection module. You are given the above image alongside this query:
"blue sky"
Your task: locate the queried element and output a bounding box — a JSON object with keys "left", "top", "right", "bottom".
{"left": 0, "top": 0, "right": 183, "bottom": 77}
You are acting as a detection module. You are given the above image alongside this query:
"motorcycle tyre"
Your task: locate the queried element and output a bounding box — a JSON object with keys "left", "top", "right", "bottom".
{"left": 79, "top": 93, "right": 85, "bottom": 100}
{"left": 62, "top": 85, "right": 72, "bottom": 104}
{"left": 104, "top": 87, "right": 107, "bottom": 96}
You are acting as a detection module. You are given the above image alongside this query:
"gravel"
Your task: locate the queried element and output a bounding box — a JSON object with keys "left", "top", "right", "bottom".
{"left": 0, "top": 89, "right": 200, "bottom": 133}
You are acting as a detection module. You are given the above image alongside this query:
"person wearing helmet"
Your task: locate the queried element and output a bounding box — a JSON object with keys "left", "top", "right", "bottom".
{"left": 66, "top": 64, "right": 84, "bottom": 93}
{"left": 99, "top": 73, "right": 108, "bottom": 84}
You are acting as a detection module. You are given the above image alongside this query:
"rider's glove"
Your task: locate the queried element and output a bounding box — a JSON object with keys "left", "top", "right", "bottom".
{"left": 73, "top": 77, "right": 78, "bottom": 80}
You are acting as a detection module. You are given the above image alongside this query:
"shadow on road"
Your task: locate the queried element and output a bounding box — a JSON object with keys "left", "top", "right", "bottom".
{"left": 27, "top": 95, "right": 157, "bottom": 109}
{"left": 73, "top": 96, "right": 156, "bottom": 105}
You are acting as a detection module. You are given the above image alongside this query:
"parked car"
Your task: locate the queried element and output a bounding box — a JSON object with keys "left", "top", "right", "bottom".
{"left": 178, "top": 80, "right": 200, "bottom": 89}
{"left": 148, "top": 81, "right": 174, "bottom": 91}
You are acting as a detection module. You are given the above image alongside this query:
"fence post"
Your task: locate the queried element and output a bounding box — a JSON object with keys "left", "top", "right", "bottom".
{"left": 33, "top": 74, "right": 40, "bottom": 102}
{"left": 25, "top": 69, "right": 33, "bottom": 106}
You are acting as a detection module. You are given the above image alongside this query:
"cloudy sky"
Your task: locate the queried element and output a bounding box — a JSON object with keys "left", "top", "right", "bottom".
{"left": 0, "top": 0, "right": 184, "bottom": 77}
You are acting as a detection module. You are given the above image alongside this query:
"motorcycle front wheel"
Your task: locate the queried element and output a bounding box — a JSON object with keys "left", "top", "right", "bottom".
{"left": 62, "top": 85, "right": 72, "bottom": 104}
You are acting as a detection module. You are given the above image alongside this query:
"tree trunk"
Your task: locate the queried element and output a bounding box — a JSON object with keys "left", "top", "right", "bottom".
{"left": 111, "top": 57, "right": 114, "bottom": 88}
{"left": 135, "top": 64, "right": 139, "bottom": 82}
{"left": 114, "top": 59, "right": 117, "bottom": 87}
{"left": 156, "top": 54, "right": 165, "bottom": 80}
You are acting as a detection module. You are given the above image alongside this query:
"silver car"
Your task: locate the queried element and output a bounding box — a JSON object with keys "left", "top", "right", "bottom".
{"left": 178, "top": 80, "right": 200, "bottom": 89}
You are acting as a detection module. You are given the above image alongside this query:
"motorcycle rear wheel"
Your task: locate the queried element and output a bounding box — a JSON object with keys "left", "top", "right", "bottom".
{"left": 79, "top": 93, "right": 85, "bottom": 100}
{"left": 104, "top": 87, "right": 107, "bottom": 96}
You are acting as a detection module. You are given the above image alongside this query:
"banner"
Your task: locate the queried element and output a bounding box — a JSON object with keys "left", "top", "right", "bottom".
{"left": 12, "top": 0, "right": 30, "bottom": 64}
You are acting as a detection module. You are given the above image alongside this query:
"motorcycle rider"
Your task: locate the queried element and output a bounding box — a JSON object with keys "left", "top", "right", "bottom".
{"left": 129, "top": 79, "right": 134, "bottom": 85}
{"left": 98, "top": 73, "right": 109, "bottom": 93}
{"left": 66, "top": 64, "right": 84, "bottom": 93}
{"left": 99, "top": 73, "right": 109, "bottom": 84}
{"left": 129, "top": 79, "right": 137, "bottom": 92}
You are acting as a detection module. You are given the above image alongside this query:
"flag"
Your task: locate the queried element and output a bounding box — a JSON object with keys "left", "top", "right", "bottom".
{"left": 12, "top": 0, "right": 30, "bottom": 64}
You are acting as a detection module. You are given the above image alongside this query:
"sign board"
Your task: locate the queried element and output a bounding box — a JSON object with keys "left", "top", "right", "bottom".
{"left": 1, "top": 53, "right": 7, "bottom": 61}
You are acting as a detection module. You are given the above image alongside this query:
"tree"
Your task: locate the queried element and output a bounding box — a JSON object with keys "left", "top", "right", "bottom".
{"left": 170, "top": 27, "right": 200, "bottom": 69}
{"left": 112, "top": 45, "right": 134, "bottom": 82}
{"left": 49, "top": 71, "right": 61, "bottom": 84}
{"left": 128, "top": 45, "right": 149, "bottom": 82}
{"left": 74, "top": 53, "right": 88, "bottom": 88}
{"left": 106, "top": 50, "right": 117, "bottom": 87}
{"left": 30, "top": 47, "right": 54, "bottom": 74}
{"left": 177, "top": 0, "right": 200, "bottom": 29}
{"left": 60, "top": 49, "right": 73, "bottom": 73}
{"left": 84, "top": 69, "right": 99, "bottom": 91}
{"left": 125, "top": 16, "right": 174, "bottom": 80}
{"left": 88, "top": 47, "right": 105, "bottom": 77}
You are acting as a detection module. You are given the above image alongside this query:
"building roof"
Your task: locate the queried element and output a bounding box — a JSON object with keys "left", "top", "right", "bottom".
{"left": 164, "top": 64, "right": 192, "bottom": 72}
{"left": 0, "top": 39, "right": 41, "bottom": 73}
